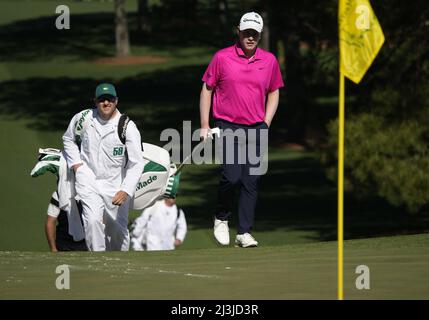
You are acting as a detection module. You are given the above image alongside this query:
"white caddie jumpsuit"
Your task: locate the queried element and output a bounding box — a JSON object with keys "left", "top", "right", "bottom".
{"left": 131, "top": 200, "right": 187, "bottom": 251}
{"left": 62, "top": 108, "right": 144, "bottom": 251}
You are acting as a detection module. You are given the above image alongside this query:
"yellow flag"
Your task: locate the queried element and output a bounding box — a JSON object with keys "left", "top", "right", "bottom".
{"left": 339, "top": 0, "right": 385, "bottom": 83}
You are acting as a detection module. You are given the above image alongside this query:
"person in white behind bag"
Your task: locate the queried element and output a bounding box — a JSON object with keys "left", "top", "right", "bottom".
{"left": 131, "top": 198, "right": 187, "bottom": 251}
{"left": 62, "top": 83, "right": 144, "bottom": 251}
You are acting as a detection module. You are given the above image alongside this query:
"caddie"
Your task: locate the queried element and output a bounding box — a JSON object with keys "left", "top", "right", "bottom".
{"left": 30, "top": 147, "right": 87, "bottom": 252}
{"left": 62, "top": 83, "right": 144, "bottom": 251}
{"left": 131, "top": 198, "right": 187, "bottom": 251}
{"left": 45, "top": 190, "right": 87, "bottom": 252}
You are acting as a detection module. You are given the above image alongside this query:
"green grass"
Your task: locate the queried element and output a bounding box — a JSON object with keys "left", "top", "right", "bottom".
{"left": 1, "top": 233, "right": 428, "bottom": 299}
{"left": 0, "top": 118, "right": 60, "bottom": 251}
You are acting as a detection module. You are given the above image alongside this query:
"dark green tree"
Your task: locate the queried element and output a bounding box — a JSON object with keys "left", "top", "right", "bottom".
{"left": 322, "top": 0, "right": 429, "bottom": 212}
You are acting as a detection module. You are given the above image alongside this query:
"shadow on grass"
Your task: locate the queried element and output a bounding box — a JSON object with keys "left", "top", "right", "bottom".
{"left": 0, "top": 13, "right": 116, "bottom": 62}
{"left": 0, "top": 65, "right": 205, "bottom": 139}
{"left": 0, "top": 11, "right": 227, "bottom": 63}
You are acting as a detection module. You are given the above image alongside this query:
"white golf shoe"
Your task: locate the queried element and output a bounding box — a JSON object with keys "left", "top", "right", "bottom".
{"left": 214, "top": 218, "right": 230, "bottom": 245}
{"left": 235, "top": 233, "right": 258, "bottom": 248}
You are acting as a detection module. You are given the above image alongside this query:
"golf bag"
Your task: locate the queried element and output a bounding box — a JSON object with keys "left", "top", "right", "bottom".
{"left": 132, "top": 142, "right": 181, "bottom": 210}
{"left": 132, "top": 128, "right": 220, "bottom": 210}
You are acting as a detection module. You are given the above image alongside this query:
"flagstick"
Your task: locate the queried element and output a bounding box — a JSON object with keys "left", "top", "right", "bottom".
{"left": 338, "top": 72, "right": 345, "bottom": 300}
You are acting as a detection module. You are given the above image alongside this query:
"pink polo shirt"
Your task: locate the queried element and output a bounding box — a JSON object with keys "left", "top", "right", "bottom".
{"left": 202, "top": 44, "right": 284, "bottom": 125}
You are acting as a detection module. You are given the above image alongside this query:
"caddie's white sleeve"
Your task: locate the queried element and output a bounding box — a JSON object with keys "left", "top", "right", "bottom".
{"left": 47, "top": 192, "right": 60, "bottom": 218}
{"left": 121, "top": 121, "right": 145, "bottom": 197}
{"left": 62, "top": 113, "right": 83, "bottom": 169}
{"left": 175, "top": 209, "right": 187, "bottom": 242}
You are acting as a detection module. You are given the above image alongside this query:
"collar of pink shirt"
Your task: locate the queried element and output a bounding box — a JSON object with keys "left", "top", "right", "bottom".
{"left": 234, "top": 43, "right": 262, "bottom": 62}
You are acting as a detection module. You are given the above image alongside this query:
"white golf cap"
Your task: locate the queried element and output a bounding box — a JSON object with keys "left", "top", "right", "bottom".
{"left": 239, "top": 12, "right": 263, "bottom": 33}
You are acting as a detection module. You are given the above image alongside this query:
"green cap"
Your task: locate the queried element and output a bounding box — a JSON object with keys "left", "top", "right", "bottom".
{"left": 95, "top": 83, "right": 117, "bottom": 98}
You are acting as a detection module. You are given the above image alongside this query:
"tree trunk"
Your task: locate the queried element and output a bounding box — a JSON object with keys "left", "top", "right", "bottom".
{"left": 115, "top": 0, "right": 130, "bottom": 57}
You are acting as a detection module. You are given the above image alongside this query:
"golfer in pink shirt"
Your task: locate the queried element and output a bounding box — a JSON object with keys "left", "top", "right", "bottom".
{"left": 199, "top": 12, "right": 284, "bottom": 248}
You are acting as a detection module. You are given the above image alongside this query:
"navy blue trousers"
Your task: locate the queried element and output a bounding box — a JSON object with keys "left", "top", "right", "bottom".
{"left": 215, "top": 119, "right": 269, "bottom": 234}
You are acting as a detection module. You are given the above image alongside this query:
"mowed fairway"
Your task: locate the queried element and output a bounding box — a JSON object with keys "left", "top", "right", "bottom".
{"left": 1, "top": 234, "right": 428, "bottom": 300}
